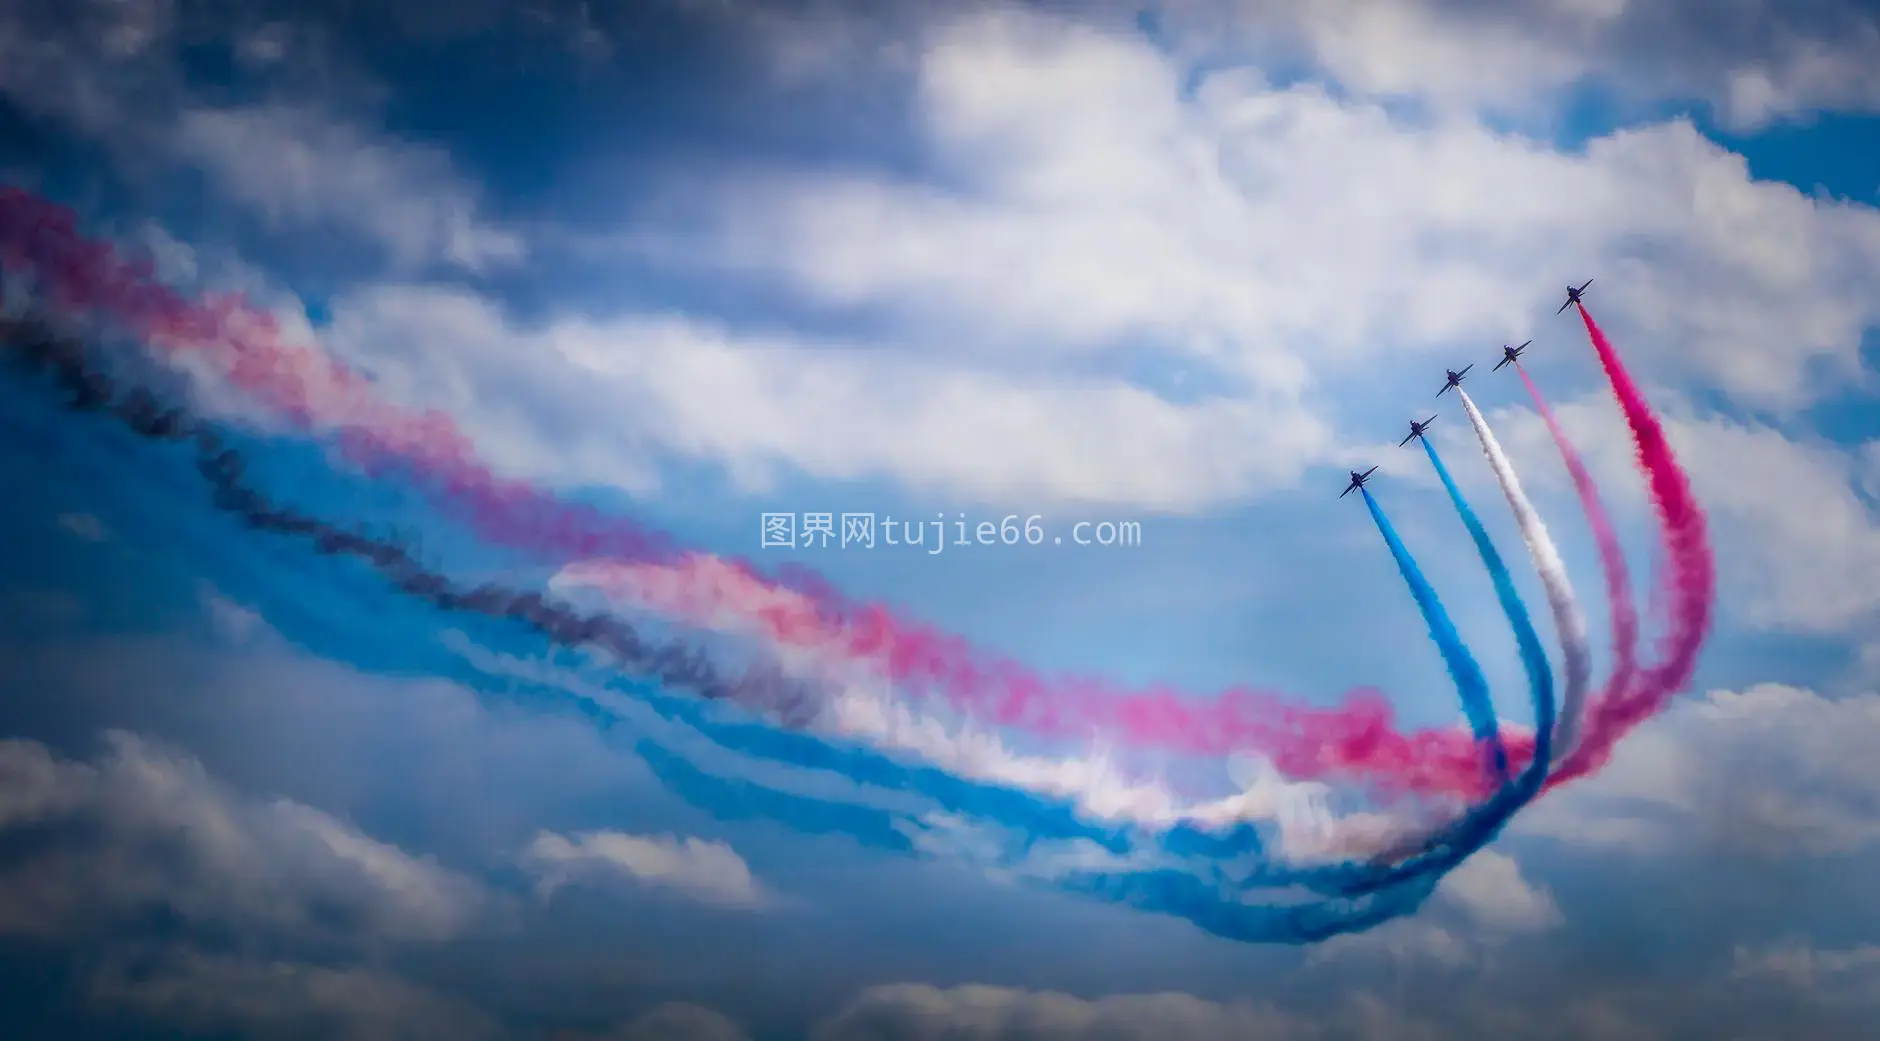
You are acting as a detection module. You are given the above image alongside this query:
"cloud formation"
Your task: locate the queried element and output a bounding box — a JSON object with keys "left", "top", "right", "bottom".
{"left": 0, "top": 0, "right": 521, "bottom": 274}
{"left": 0, "top": 730, "right": 487, "bottom": 944}
{"left": 87, "top": 951, "right": 506, "bottom": 1041}
{"left": 522, "top": 829, "right": 770, "bottom": 909}
{"left": 174, "top": 104, "right": 526, "bottom": 272}
{"left": 1519, "top": 683, "right": 1880, "bottom": 856}
{"left": 636, "top": 6, "right": 1880, "bottom": 419}
{"left": 811, "top": 983, "right": 1318, "bottom": 1041}
{"left": 1158, "top": 0, "right": 1880, "bottom": 131}
{"left": 317, "top": 285, "right": 1319, "bottom": 510}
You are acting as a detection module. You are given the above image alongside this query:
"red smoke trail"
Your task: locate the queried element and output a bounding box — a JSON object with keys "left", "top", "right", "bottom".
{"left": 1540, "top": 304, "right": 1714, "bottom": 787}
{"left": 0, "top": 186, "right": 1571, "bottom": 795}
{"left": 1513, "top": 361, "right": 1639, "bottom": 762}
{"left": 0, "top": 187, "right": 678, "bottom": 565}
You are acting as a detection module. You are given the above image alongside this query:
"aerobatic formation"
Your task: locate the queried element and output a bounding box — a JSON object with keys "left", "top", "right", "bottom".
{"left": 0, "top": 187, "right": 1713, "bottom": 944}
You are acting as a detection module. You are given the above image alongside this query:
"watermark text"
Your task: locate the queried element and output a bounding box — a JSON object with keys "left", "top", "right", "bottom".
{"left": 759, "top": 512, "right": 1143, "bottom": 554}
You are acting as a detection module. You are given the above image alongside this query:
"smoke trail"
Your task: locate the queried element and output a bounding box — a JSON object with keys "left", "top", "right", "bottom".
{"left": 0, "top": 186, "right": 1616, "bottom": 804}
{"left": 2, "top": 316, "right": 1496, "bottom": 943}
{"left": 1299, "top": 489, "right": 1554, "bottom": 898}
{"left": 1456, "top": 388, "right": 1591, "bottom": 769}
{"left": 1356, "top": 485, "right": 1506, "bottom": 786}
{"left": 0, "top": 319, "right": 1299, "bottom": 848}
{"left": 1510, "top": 363, "right": 1637, "bottom": 763}
{"left": 0, "top": 185, "right": 1538, "bottom": 780}
{"left": 1548, "top": 304, "right": 1714, "bottom": 787}
{"left": 1419, "top": 435, "right": 1554, "bottom": 782}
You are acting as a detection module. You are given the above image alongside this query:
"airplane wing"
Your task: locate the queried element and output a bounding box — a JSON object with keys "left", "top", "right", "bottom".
{"left": 1362, "top": 466, "right": 1378, "bottom": 480}
{"left": 1578, "top": 279, "right": 1593, "bottom": 292}
{"left": 1556, "top": 297, "right": 1573, "bottom": 314}
{"left": 1493, "top": 356, "right": 1510, "bottom": 371}
{"left": 1437, "top": 382, "right": 1452, "bottom": 396}
{"left": 1339, "top": 483, "right": 1356, "bottom": 498}
{"left": 1399, "top": 432, "right": 1415, "bottom": 446}
{"left": 1459, "top": 364, "right": 1473, "bottom": 377}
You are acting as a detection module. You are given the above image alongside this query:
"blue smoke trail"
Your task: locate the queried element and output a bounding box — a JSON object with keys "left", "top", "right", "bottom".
{"left": 1420, "top": 437, "right": 1555, "bottom": 778}
{"left": 0, "top": 330, "right": 1520, "bottom": 946}
{"left": 1264, "top": 445, "right": 1564, "bottom": 898}
{"left": 1359, "top": 484, "right": 1509, "bottom": 784}
{"left": 0, "top": 343, "right": 1466, "bottom": 943}
{"left": 1266, "top": 488, "right": 1558, "bottom": 901}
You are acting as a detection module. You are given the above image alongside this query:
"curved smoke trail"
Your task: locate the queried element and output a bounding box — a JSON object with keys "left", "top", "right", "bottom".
{"left": 0, "top": 186, "right": 1659, "bottom": 803}
{"left": 0, "top": 316, "right": 1486, "bottom": 945}
{"left": 1456, "top": 387, "right": 1592, "bottom": 768}
{"left": 1357, "top": 482, "right": 1505, "bottom": 788}
{"left": 1308, "top": 489, "right": 1554, "bottom": 898}
{"left": 1418, "top": 435, "right": 1551, "bottom": 784}
{"left": 0, "top": 184, "right": 1530, "bottom": 785}
{"left": 1548, "top": 304, "right": 1714, "bottom": 787}
{"left": 1510, "top": 363, "right": 1637, "bottom": 763}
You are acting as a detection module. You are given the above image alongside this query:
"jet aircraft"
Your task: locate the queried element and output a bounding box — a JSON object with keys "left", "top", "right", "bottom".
{"left": 1398, "top": 416, "right": 1437, "bottom": 446}
{"left": 1555, "top": 279, "right": 1594, "bottom": 314}
{"left": 1339, "top": 466, "right": 1379, "bottom": 498}
{"left": 1437, "top": 365, "right": 1472, "bottom": 396}
{"left": 1492, "top": 340, "right": 1532, "bottom": 371}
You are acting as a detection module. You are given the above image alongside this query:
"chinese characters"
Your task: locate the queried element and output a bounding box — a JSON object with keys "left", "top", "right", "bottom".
{"left": 759, "top": 513, "right": 1142, "bottom": 553}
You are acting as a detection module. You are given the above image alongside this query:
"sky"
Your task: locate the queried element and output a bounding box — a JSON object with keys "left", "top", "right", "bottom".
{"left": 1, "top": 0, "right": 1879, "bottom": 1038}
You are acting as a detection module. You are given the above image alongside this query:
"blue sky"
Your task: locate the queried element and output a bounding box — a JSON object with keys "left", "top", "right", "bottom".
{"left": 3, "top": 0, "right": 1880, "bottom": 1038}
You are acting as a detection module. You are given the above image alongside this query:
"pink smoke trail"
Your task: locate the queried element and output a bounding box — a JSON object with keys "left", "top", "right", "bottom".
{"left": 1511, "top": 362, "right": 1638, "bottom": 763}
{"left": 1542, "top": 304, "right": 1714, "bottom": 788}
{"left": 0, "top": 185, "right": 1542, "bottom": 792}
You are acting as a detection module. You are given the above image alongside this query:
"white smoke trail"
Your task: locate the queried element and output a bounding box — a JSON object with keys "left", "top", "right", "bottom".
{"left": 1456, "top": 388, "right": 1592, "bottom": 764}
{"left": 548, "top": 563, "right": 1440, "bottom": 864}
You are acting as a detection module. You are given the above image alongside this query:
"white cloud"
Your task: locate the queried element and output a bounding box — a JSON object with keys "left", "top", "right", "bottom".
{"left": 638, "top": 7, "right": 1880, "bottom": 415}
{"left": 175, "top": 104, "right": 525, "bottom": 272}
{"left": 810, "top": 980, "right": 1694, "bottom": 1041}
{"left": 810, "top": 983, "right": 1322, "bottom": 1041}
{"left": 0, "top": 729, "right": 509, "bottom": 1038}
{"left": 319, "top": 285, "right": 1330, "bottom": 510}
{"left": 1232, "top": 0, "right": 1596, "bottom": 114}
{"left": 88, "top": 950, "right": 506, "bottom": 1041}
{"left": 1432, "top": 849, "right": 1562, "bottom": 933}
{"left": 1710, "top": 24, "right": 1880, "bottom": 131}
{"left": 0, "top": 2, "right": 521, "bottom": 274}
{"left": 673, "top": 0, "right": 1880, "bottom": 132}
{"left": 1519, "top": 683, "right": 1880, "bottom": 857}
{"left": 1309, "top": 849, "right": 1560, "bottom": 967}
{"left": 1642, "top": 418, "right": 1880, "bottom": 633}
{"left": 0, "top": 731, "right": 486, "bottom": 943}
{"left": 521, "top": 828, "right": 769, "bottom": 909}
{"left": 1308, "top": 917, "right": 1477, "bottom": 970}
{"left": 200, "top": 583, "right": 270, "bottom": 644}
{"left": 234, "top": 23, "right": 292, "bottom": 68}
{"left": 1732, "top": 940, "right": 1880, "bottom": 999}
{"left": 1160, "top": 0, "right": 1880, "bottom": 131}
